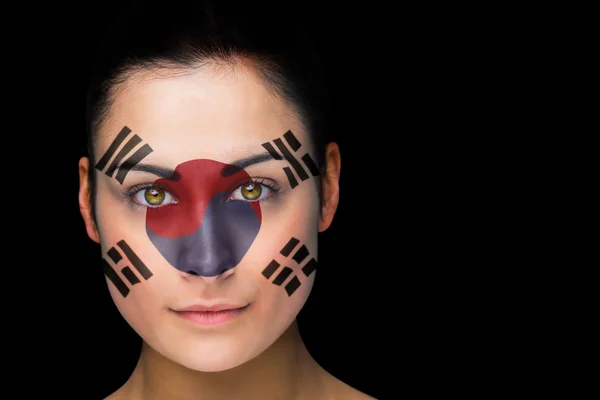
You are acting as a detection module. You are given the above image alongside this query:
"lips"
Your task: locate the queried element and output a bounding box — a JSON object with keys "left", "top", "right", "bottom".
{"left": 172, "top": 303, "right": 251, "bottom": 326}
{"left": 175, "top": 303, "right": 249, "bottom": 312}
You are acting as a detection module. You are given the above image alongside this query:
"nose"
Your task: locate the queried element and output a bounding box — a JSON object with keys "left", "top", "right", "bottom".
{"left": 181, "top": 240, "right": 237, "bottom": 277}
{"left": 146, "top": 191, "right": 261, "bottom": 278}
{"left": 179, "top": 229, "right": 238, "bottom": 277}
{"left": 184, "top": 267, "right": 236, "bottom": 283}
{"left": 177, "top": 195, "right": 255, "bottom": 277}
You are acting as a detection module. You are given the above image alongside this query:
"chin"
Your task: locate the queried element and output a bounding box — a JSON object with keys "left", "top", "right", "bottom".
{"left": 159, "top": 335, "right": 268, "bottom": 372}
{"left": 179, "top": 355, "right": 250, "bottom": 372}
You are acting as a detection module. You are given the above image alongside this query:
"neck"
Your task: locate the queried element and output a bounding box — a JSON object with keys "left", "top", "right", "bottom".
{"left": 120, "top": 320, "right": 326, "bottom": 400}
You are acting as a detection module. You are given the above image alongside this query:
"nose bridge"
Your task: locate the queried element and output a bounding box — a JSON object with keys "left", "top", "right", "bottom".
{"left": 180, "top": 192, "right": 236, "bottom": 277}
{"left": 146, "top": 195, "right": 237, "bottom": 278}
{"left": 146, "top": 162, "right": 262, "bottom": 278}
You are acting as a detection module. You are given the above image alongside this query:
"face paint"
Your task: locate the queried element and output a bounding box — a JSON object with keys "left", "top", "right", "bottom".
{"left": 95, "top": 126, "right": 154, "bottom": 184}
{"left": 261, "top": 237, "right": 318, "bottom": 296}
{"left": 145, "top": 159, "right": 262, "bottom": 277}
{"left": 261, "top": 130, "right": 319, "bottom": 189}
{"left": 86, "top": 64, "right": 332, "bottom": 374}
{"left": 103, "top": 239, "right": 153, "bottom": 298}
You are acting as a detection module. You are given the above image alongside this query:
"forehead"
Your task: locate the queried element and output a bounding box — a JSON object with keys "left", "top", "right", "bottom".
{"left": 99, "top": 64, "right": 308, "bottom": 161}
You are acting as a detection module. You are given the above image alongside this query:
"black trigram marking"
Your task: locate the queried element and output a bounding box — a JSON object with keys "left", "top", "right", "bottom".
{"left": 261, "top": 260, "right": 281, "bottom": 279}
{"left": 95, "top": 126, "right": 153, "bottom": 184}
{"left": 102, "top": 240, "right": 153, "bottom": 298}
{"left": 261, "top": 130, "right": 319, "bottom": 189}
{"left": 260, "top": 237, "right": 318, "bottom": 296}
{"left": 280, "top": 237, "right": 300, "bottom": 257}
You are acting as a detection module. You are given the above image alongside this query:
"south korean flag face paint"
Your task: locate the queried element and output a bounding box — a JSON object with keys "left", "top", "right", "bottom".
{"left": 84, "top": 63, "right": 337, "bottom": 374}
{"left": 145, "top": 159, "right": 262, "bottom": 277}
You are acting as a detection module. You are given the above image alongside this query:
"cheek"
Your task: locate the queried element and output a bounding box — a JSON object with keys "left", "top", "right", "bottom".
{"left": 94, "top": 193, "right": 178, "bottom": 337}
{"left": 94, "top": 183, "right": 147, "bottom": 239}
{"left": 241, "top": 186, "right": 320, "bottom": 319}
{"left": 100, "top": 236, "right": 180, "bottom": 343}
{"left": 253, "top": 271, "right": 314, "bottom": 331}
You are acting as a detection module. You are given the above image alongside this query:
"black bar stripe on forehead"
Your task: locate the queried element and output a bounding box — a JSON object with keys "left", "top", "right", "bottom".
{"left": 102, "top": 259, "right": 130, "bottom": 297}
{"left": 115, "top": 143, "right": 153, "bottom": 184}
{"left": 117, "top": 240, "right": 153, "bottom": 280}
{"left": 95, "top": 126, "right": 132, "bottom": 172}
{"left": 301, "top": 153, "right": 320, "bottom": 177}
{"left": 105, "top": 134, "right": 143, "bottom": 178}
{"left": 283, "top": 167, "right": 299, "bottom": 189}
{"left": 261, "top": 142, "right": 283, "bottom": 160}
{"left": 283, "top": 130, "right": 301, "bottom": 151}
{"left": 273, "top": 138, "right": 309, "bottom": 181}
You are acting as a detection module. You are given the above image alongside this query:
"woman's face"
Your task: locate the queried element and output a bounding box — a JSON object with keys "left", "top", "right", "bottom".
{"left": 81, "top": 65, "right": 335, "bottom": 372}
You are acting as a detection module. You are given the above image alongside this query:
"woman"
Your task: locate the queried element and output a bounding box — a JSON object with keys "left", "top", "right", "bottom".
{"left": 78, "top": 0, "right": 375, "bottom": 398}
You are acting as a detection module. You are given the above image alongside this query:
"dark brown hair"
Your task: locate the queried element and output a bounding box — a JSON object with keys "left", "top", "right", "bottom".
{"left": 85, "top": 0, "right": 331, "bottom": 220}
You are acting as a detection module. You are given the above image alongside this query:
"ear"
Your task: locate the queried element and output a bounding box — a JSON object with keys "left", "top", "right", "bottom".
{"left": 78, "top": 157, "right": 101, "bottom": 243}
{"left": 318, "top": 142, "right": 341, "bottom": 232}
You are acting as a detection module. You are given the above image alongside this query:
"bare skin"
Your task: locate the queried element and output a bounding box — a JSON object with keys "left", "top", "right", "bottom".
{"left": 105, "top": 320, "right": 374, "bottom": 400}
{"left": 79, "top": 62, "right": 375, "bottom": 400}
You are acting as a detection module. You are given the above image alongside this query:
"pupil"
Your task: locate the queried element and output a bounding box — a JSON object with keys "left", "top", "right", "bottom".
{"left": 242, "top": 183, "right": 261, "bottom": 199}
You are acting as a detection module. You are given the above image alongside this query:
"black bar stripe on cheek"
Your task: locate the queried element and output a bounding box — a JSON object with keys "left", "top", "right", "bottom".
{"left": 283, "top": 130, "right": 301, "bottom": 151}
{"left": 284, "top": 276, "right": 301, "bottom": 296}
{"left": 261, "top": 142, "right": 283, "bottom": 160}
{"left": 105, "top": 134, "right": 143, "bottom": 178}
{"left": 102, "top": 259, "right": 130, "bottom": 297}
{"left": 116, "top": 240, "right": 153, "bottom": 280}
{"left": 107, "top": 247, "right": 122, "bottom": 264}
{"left": 272, "top": 267, "right": 293, "bottom": 286}
{"left": 302, "top": 258, "right": 318, "bottom": 277}
{"left": 121, "top": 267, "right": 141, "bottom": 285}
{"left": 280, "top": 237, "right": 300, "bottom": 257}
{"left": 301, "top": 153, "right": 320, "bottom": 177}
{"left": 262, "top": 260, "right": 281, "bottom": 279}
{"left": 95, "top": 126, "right": 132, "bottom": 171}
{"left": 292, "top": 244, "right": 309, "bottom": 264}
{"left": 283, "top": 167, "right": 299, "bottom": 189}
{"left": 273, "top": 138, "right": 309, "bottom": 180}
{"left": 115, "top": 143, "right": 153, "bottom": 184}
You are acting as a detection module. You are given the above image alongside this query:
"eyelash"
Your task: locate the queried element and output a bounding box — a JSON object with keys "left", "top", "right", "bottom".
{"left": 120, "top": 178, "right": 281, "bottom": 210}
{"left": 227, "top": 178, "right": 280, "bottom": 203}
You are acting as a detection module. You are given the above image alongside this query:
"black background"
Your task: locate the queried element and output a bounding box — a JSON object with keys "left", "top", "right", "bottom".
{"left": 7, "top": 1, "right": 472, "bottom": 399}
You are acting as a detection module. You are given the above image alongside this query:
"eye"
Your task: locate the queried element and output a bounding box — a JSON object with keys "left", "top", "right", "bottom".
{"left": 131, "top": 186, "right": 177, "bottom": 208}
{"left": 228, "top": 180, "right": 277, "bottom": 202}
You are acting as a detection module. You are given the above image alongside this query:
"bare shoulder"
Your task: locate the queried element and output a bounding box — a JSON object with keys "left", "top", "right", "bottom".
{"left": 102, "top": 387, "right": 131, "bottom": 400}
{"left": 103, "top": 392, "right": 122, "bottom": 400}
{"left": 320, "top": 370, "right": 377, "bottom": 400}
{"left": 331, "top": 381, "right": 377, "bottom": 400}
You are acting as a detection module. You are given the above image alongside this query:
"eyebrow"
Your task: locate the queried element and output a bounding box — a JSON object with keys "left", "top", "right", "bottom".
{"left": 127, "top": 163, "right": 180, "bottom": 180}
{"left": 125, "top": 152, "right": 276, "bottom": 179}
{"left": 221, "top": 152, "right": 276, "bottom": 176}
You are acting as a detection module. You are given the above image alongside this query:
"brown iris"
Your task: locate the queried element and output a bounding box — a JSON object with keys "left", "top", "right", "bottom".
{"left": 144, "top": 186, "right": 166, "bottom": 206}
{"left": 241, "top": 183, "right": 261, "bottom": 200}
